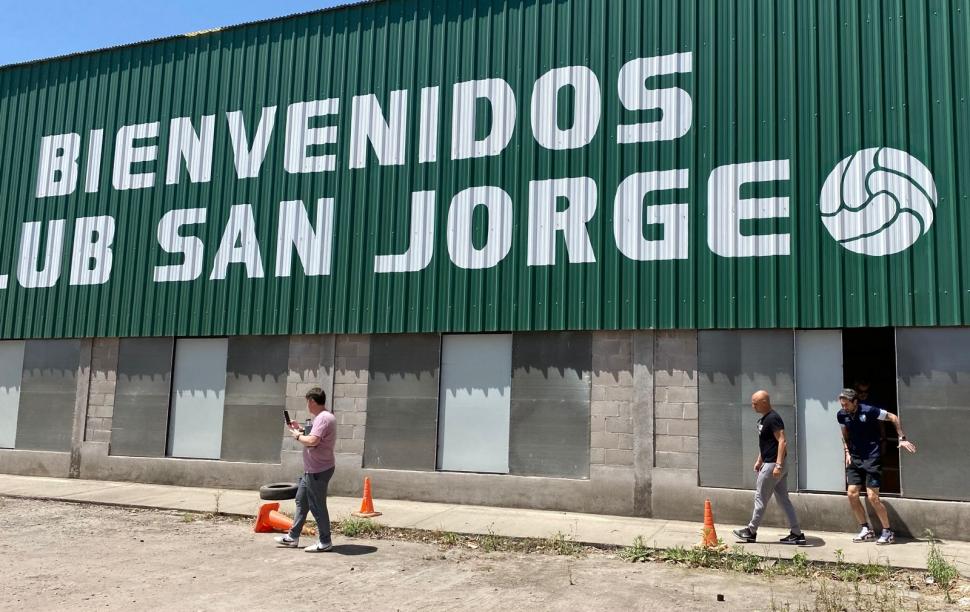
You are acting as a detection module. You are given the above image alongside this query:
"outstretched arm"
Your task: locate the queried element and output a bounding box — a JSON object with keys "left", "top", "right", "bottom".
{"left": 882, "top": 412, "right": 916, "bottom": 453}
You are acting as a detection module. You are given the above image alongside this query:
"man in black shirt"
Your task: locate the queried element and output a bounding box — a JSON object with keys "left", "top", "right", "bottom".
{"left": 733, "top": 390, "right": 806, "bottom": 544}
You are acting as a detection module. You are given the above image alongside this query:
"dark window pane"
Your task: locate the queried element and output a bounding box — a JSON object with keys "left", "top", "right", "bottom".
{"left": 509, "top": 332, "right": 591, "bottom": 479}
{"left": 110, "top": 338, "right": 174, "bottom": 458}
{"left": 698, "top": 331, "right": 795, "bottom": 488}
{"left": 220, "top": 336, "right": 288, "bottom": 463}
{"left": 16, "top": 340, "right": 80, "bottom": 452}
{"left": 896, "top": 328, "right": 970, "bottom": 501}
{"left": 364, "top": 334, "right": 440, "bottom": 470}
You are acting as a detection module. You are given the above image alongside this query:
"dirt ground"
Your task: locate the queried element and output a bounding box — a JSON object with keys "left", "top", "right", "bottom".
{"left": 0, "top": 498, "right": 953, "bottom": 611}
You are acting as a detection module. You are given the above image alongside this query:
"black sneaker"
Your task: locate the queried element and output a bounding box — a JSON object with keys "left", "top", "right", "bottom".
{"left": 733, "top": 527, "right": 757, "bottom": 543}
{"left": 779, "top": 531, "right": 807, "bottom": 545}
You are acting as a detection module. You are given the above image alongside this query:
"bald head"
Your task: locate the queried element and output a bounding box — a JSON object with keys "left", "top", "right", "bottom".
{"left": 751, "top": 390, "right": 772, "bottom": 414}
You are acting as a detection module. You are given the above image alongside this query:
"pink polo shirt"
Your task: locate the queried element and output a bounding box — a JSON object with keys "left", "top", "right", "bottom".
{"left": 303, "top": 410, "right": 336, "bottom": 473}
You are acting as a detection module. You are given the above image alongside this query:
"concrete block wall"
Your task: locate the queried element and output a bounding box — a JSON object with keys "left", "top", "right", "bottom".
{"left": 652, "top": 331, "right": 698, "bottom": 471}
{"left": 84, "top": 338, "right": 118, "bottom": 444}
{"left": 590, "top": 332, "right": 635, "bottom": 468}
{"left": 331, "top": 335, "right": 369, "bottom": 456}
{"left": 6, "top": 330, "right": 970, "bottom": 540}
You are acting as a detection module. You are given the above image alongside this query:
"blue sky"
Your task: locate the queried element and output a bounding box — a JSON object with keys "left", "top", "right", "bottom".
{"left": 0, "top": 0, "right": 357, "bottom": 66}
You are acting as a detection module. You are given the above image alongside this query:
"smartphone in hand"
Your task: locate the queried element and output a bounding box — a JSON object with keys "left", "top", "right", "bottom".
{"left": 283, "top": 410, "right": 293, "bottom": 427}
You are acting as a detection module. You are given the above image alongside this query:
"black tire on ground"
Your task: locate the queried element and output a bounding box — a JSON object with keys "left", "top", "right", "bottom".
{"left": 259, "top": 482, "right": 299, "bottom": 501}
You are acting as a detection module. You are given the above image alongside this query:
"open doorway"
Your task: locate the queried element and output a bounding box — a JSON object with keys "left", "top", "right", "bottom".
{"left": 842, "top": 328, "right": 900, "bottom": 495}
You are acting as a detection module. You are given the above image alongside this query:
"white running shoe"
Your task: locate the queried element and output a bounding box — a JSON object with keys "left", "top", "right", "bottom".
{"left": 852, "top": 526, "right": 875, "bottom": 542}
{"left": 274, "top": 535, "right": 300, "bottom": 548}
{"left": 876, "top": 529, "right": 895, "bottom": 545}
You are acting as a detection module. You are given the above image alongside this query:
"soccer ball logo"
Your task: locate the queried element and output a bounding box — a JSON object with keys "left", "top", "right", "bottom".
{"left": 819, "top": 147, "right": 938, "bottom": 256}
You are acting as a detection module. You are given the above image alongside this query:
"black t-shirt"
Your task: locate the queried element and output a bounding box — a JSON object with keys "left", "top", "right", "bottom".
{"left": 758, "top": 410, "right": 785, "bottom": 463}
{"left": 837, "top": 403, "right": 886, "bottom": 459}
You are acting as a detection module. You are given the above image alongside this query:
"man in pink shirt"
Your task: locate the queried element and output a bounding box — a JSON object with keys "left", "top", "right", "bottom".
{"left": 274, "top": 387, "right": 337, "bottom": 552}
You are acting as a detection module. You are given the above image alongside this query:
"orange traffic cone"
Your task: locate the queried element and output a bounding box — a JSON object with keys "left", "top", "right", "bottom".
{"left": 254, "top": 502, "right": 294, "bottom": 533}
{"left": 352, "top": 476, "right": 382, "bottom": 518}
{"left": 700, "top": 499, "right": 719, "bottom": 548}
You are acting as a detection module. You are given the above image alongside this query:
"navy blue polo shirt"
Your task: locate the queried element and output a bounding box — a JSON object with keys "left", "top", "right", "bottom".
{"left": 837, "top": 403, "right": 888, "bottom": 460}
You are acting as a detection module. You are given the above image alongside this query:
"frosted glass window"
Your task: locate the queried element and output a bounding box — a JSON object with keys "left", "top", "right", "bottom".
{"left": 0, "top": 341, "right": 25, "bottom": 449}
{"left": 437, "top": 334, "right": 512, "bottom": 474}
{"left": 167, "top": 338, "right": 228, "bottom": 459}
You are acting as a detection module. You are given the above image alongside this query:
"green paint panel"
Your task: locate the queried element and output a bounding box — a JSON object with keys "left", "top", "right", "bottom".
{"left": 0, "top": 0, "right": 968, "bottom": 338}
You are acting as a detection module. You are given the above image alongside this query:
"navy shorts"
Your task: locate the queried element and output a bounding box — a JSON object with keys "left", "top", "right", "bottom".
{"left": 846, "top": 456, "right": 882, "bottom": 489}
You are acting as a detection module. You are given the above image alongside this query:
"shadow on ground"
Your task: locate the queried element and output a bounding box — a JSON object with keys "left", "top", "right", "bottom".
{"left": 331, "top": 544, "right": 378, "bottom": 556}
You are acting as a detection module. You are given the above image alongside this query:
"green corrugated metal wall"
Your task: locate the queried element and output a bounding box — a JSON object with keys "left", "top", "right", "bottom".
{"left": 0, "top": 0, "right": 968, "bottom": 339}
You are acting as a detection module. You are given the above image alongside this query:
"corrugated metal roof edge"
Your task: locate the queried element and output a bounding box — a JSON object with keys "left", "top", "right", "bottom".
{"left": 0, "top": 0, "right": 385, "bottom": 72}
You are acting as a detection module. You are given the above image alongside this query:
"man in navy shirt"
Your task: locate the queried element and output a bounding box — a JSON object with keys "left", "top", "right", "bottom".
{"left": 837, "top": 388, "right": 917, "bottom": 545}
{"left": 732, "top": 390, "right": 806, "bottom": 545}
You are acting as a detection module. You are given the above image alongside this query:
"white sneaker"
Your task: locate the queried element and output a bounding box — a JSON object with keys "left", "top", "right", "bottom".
{"left": 852, "top": 526, "right": 875, "bottom": 542}
{"left": 274, "top": 535, "right": 300, "bottom": 548}
{"left": 304, "top": 541, "right": 333, "bottom": 553}
{"left": 876, "top": 529, "right": 895, "bottom": 545}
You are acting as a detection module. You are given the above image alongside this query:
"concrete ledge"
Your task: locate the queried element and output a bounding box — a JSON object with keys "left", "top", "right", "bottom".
{"left": 78, "top": 443, "right": 287, "bottom": 490}
{"left": 0, "top": 449, "right": 71, "bottom": 478}
{"left": 651, "top": 468, "right": 970, "bottom": 541}
{"left": 330, "top": 457, "right": 637, "bottom": 516}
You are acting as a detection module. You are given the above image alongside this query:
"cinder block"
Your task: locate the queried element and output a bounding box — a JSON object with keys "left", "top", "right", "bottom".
{"left": 590, "top": 448, "right": 605, "bottom": 464}
{"left": 591, "top": 401, "right": 620, "bottom": 417}
{"left": 616, "top": 433, "right": 634, "bottom": 450}
{"left": 332, "top": 397, "right": 356, "bottom": 413}
{"left": 590, "top": 416, "right": 606, "bottom": 433}
{"left": 341, "top": 412, "right": 367, "bottom": 426}
{"left": 342, "top": 383, "right": 368, "bottom": 399}
{"left": 87, "top": 404, "right": 113, "bottom": 419}
{"left": 605, "top": 417, "right": 633, "bottom": 434}
{"left": 604, "top": 449, "right": 634, "bottom": 466}
{"left": 334, "top": 369, "right": 365, "bottom": 385}
{"left": 88, "top": 380, "right": 116, "bottom": 396}
{"left": 605, "top": 386, "right": 634, "bottom": 402}
{"left": 663, "top": 418, "right": 698, "bottom": 437}
{"left": 591, "top": 371, "right": 619, "bottom": 387}
{"left": 654, "top": 369, "right": 695, "bottom": 388}
{"left": 297, "top": 382, "right": 321, "bottom": 394}
{"left": 336, "top": 438, "right": 365, "bottom": 454}
{"left": 655, "top": 435, "right": 685, "bottom": 452}
{"left": 655, "top": 451, "right": 698, "bottom": 470}
{"left": 285, "top": 397, "right": 307, "bottom": 412}
{"left": 591, "top": 431, "right": 619, "bottom": 449}
{"left": 656, "top": 403, "right": 684, "bottom": 419}
{"left": 665, "top": 386, "right": 698, "bottom": 404}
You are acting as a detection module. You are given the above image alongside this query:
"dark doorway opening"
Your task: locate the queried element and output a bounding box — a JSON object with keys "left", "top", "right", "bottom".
{"left": 842, "top": 328, "right": 900, "bottom": 495}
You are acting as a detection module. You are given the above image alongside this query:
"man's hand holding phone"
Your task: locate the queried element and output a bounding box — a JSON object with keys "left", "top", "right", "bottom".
{"left": 283, "top": 410, "right": 301, "bottom": 432}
